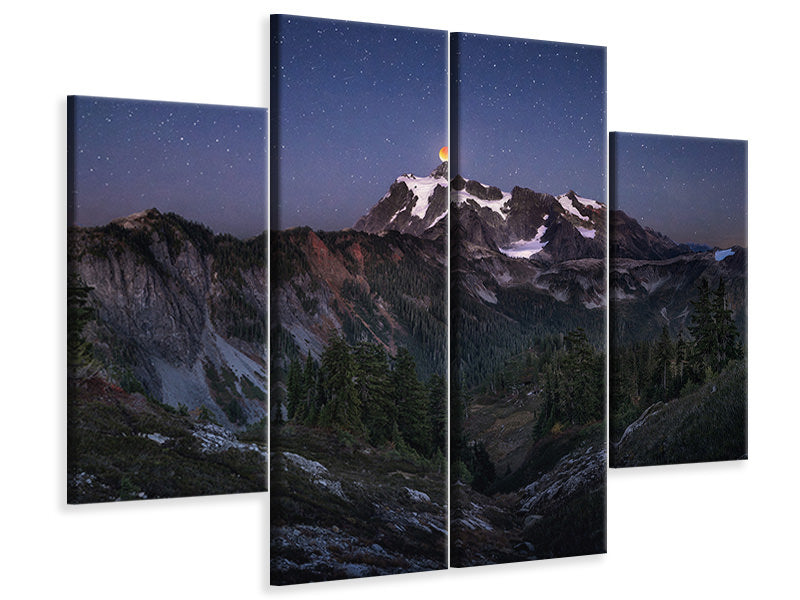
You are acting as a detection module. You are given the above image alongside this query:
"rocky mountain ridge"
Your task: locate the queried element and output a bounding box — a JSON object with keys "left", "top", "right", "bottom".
{"left": 609, "top": 208, "right": 747, "bottom": 344}
{"left": 69, "top": 208, "right": 267, "bottom": 430}
{"left": 353, "top": 162, "right": 448, "bottom": 239}
{"left": 270, "top": 226, "right": 446, "bottom": 380}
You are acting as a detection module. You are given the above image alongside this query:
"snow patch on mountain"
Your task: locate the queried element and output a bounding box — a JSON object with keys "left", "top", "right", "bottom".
{"left": 574, "top": 194, "right": 602, "bottom": 209}
{"left": 715, "top": 248, "right": 735, "bottom": 261}
{"left": 640, "top": 274, "right": 669, "bottom": 293}
{"left": 430, "top": 210, "right": 447, "bottom": 227}
{"left": 388, "top": 206, "right": 404, "bottom": 224}
{"left": 396, "top": 174, "right": 445, "bottom": 220}
{"left": 556, "top": 194, "right": 590, "bottom": 221}
{"left": 454, "top": 184, "right": 512, "bottom": 220}
{"left": 499, "top": 224, "right": 549, "bottom": 258}
{"left": 575, "top": 226, "right": 596, "bottom": 239}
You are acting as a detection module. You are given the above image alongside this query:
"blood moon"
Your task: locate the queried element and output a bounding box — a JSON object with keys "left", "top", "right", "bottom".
{"left": 439, "top": 146, "right": 448, "bottom": 162}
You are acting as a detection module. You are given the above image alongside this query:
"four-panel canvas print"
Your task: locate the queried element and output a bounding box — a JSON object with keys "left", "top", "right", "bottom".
{"left": 67, "top": 97, "right": 268, "bottom": 503}
{"left": 609, "top": 132, "right": 747, "bottom": 467}
{"left": 65, "top": 14, "right": 748, "bottom": 587}
{"left": 450, "top": 32, "right": 607, "bottom": 566}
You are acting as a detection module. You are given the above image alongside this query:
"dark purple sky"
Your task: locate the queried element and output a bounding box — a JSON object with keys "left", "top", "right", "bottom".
{"left": 271, "top": 15, "right": 447, "bottom": 231}
{"left": 70, "top": 96, "right": 267, "bottom": 238}
{"left": 611, "top": 132, "right": 747, "bottom": 248}
{"left": 452, "top": 33, "right": 606, "bottom": 203}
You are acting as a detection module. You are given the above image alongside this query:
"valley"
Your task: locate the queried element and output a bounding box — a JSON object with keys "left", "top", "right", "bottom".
{"left": 449, "top": 172, "right": 607, "bottom": 565}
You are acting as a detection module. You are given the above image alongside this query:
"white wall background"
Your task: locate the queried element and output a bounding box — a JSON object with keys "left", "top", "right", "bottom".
{"left": 1, "top": 1, "right": 795, "bottom": 598}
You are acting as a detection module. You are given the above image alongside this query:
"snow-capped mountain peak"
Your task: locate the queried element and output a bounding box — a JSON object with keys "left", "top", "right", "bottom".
{"left": 452, "top": 175, "right": 605, "bottom": 263}
{"left": 354, "top": 162, "right": 448, "bottom": 238}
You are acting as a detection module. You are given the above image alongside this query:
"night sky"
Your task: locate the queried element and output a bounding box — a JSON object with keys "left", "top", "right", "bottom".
{"left": 271, "top": 15, "right": 447, "bottom": 231}
{"left": 452, "top": 33, "right": 606, "bottom": 202}
{"left": 612, "top": 133, "right": 747, "bottom": 248}
{"left": 70, "top": 96, "right": 267, "bottom": 238}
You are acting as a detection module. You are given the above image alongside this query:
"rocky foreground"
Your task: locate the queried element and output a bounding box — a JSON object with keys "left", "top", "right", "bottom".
{"left": 68, "top": 377, "right": 267, "bottom": 503}
{"left": 452, "top": 426, "right": 606, "bottom": 567}
{"left": 270, "top": 424, "right": 446, "bottom": 584}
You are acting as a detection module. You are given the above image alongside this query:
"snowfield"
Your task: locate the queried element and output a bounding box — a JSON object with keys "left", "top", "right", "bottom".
{"left": 396, "top": 173, "right": 445, "bottom": 220}
{"left": 715, "top": 248, "right": 735, "bottom": 261}
{"left": 499, "top": 224, "right": 549, "bottom": 258}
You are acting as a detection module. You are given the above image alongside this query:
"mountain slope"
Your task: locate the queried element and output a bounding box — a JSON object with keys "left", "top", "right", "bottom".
{"left": 271, "top": 226, "right": 446, "bottom": 381}
{"left": 610, "top": 209, "right": 691, "bottom": 260}
{"left": 609, "top": 209, "right": 746, "bottom": 345}
{"left": 68, "top": 377, "right": 266, "bottom": 503}
{"left": 613, "top": 360, "right": 747, "bottom": 466}
{"left": 451, "top": 176, "right": 607, "bottom": 389}
{"left": 611, "top": 245, "right": 747, "bottom": 343}
{"left": 68, "top": 209, "right": 267, "bottom": 430}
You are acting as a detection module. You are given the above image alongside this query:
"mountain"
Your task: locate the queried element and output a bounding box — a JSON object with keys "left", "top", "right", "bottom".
{"left": 685, "top": 242, "right": 713, "bottom": 253}
{"left": 270, "top": 226, "right": 446, "bottom": 381}
{"left": 68, "top": 208, "right": 267, "bottom": 430}
{"left": 453, "top": 178, "right": 605, "bottom": 263}
{"left": 450, "top": 175, "right": 606, "bottom": 389}
{"left": 353, "top": 162, "right": 448, "bottom": 239}
{"left": 272, "top": 163, "right": 449, "bottom": 381}
{"left": 610, "top": 209, "right": 691, "bottom": 260}
{"left": 609, "top": 209, "right": 747, "bottom": 344}
{"left": 612, "top": 359, "right": 746, "bottom": 466}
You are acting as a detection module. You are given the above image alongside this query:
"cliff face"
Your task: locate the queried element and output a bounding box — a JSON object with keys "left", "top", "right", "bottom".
{"left": 68, "top": 209, "right": 267, "bottom": 430}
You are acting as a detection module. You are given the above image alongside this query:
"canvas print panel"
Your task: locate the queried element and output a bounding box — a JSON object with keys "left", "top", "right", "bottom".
{"left": 269, "top": 15, "right": 448, "bottom": 584}
{"left": 67, "top": 97, "right": 267, "bottom": 503}
{"left": 450, "top": 33, "right": 607, "bottom": 566}
{"left": 609, "top": 132, "right": 747, "bottom": 467}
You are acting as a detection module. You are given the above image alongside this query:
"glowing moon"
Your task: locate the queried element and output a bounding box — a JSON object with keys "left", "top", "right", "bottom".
{"left": 439, "top": 146, "right": 448, "bottom": 162}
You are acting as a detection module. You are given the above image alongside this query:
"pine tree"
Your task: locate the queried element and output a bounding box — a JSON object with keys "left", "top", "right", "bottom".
{"left": 392, "top": 347, "right": 432, "bottom": 456}
{"left": 353, "top": 342, "right": 394, "bottom": 446}
{"left": 654, "top": 326, "right": 674, "bottom": 401}
{"left": 67, "top": 273, "right": 96, "bottom": 378}
{"left": 427, "top": 373, "right": 447, "bottom": 455}
{"left": 286, "top": 357, "right": 303, "bottom": 420}
{"left": 319, "top": 333, "right": 361, "bottom": 431}
{"left": 688, "top": 278, "right": 743, "bottom": 381}
{"left": 688, "top": 278, "right": 716, "bottom": 380}
{"left": 712, "top": 279, "right": 743, "bottom": 367}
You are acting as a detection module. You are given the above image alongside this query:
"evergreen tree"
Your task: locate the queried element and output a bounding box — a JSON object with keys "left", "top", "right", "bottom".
{"left": 67, "top": 273, "right": 96, "bottom": 378}
{"left": 688, "top": 278, "right": 743, "bottom": 380}
{"left": 286, "top": 357, "right": 303, "bottom": 420}
{"left": 319, "top": 333, "right": 360, "bottom": 431}
{"left": 534, "top": 328, "right": 604, "bottom": 437}
{"left": 653, "top": 326, "right": 675, "bottom": 401}
{"left": 392, "top": 347, "right": 432, "bottom": 456}
{"left": 713, "top": 279, "right": 743, "bottom": 367}
{"left": 427, "top": 373, "right": 447, "bottom": 455}
{"left": 465, "top": 441, "right": 496, "bottom": 494}
{"left": 353, "top": 342, "right": 394, "bottom": 446}
{"left": 688, "top": 278, "right": 716, "bottom": 380}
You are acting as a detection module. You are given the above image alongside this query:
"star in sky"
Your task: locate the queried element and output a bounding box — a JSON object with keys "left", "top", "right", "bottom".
{"left": 611, "top": 132, "right": 747, "bottom": 248}
{"left": 271, "top": 15, "right": 447, "bottom": 231}
{"left": 70, "top": 96, "right": 267, "bottom": 238}
{"left": 452, "top": 33, "right": 606, "bottom": 201}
